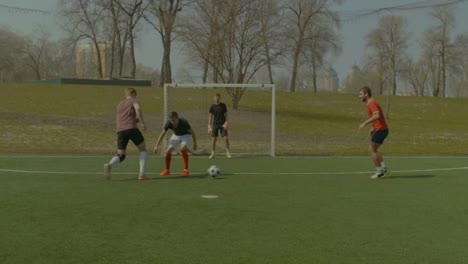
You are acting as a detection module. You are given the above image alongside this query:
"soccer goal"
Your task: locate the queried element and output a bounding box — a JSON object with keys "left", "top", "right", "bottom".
{"left": 163, "top": 83, "right": 276, "bottom": 157}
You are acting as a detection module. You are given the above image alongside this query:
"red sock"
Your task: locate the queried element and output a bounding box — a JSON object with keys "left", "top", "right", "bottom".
{"left": 165, "top": 152, "right": 172, "bottom": 170}
{"left": 181, "top": 149, "right": 188, "bottom": 170}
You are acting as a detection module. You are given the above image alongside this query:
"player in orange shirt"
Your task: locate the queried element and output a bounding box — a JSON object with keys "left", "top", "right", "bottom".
{"left": 359, "top": 86, "right": 389, "bottom": 179}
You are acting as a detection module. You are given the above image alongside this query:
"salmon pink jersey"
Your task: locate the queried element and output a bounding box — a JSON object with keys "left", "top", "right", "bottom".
{"left": 367, "top": 99, "right": 387, "bottom": 130}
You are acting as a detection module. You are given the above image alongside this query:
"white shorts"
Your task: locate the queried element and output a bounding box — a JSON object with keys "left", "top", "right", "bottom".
{"left": 168, "top": 134, "right": 191, "bottom": 149}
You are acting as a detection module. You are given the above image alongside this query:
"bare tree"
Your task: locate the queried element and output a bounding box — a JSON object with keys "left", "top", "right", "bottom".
{"left": 112, "top": 0, "right": 148, "bottom": 78}
{"left": 23, "top": 28, "right": 51, "bottom": 80}
{"left": 257, "top": 0, "right": 285, "bottom": 84}
{"left": 59, "top": 0, "right": 108, "bottom": 79}
{"left": 283, "top": 0, "right": 341, "bottom": 92}
{"left": 0, "top": 28, "right": 26, "bottom": 82}
{"left": 179, "top": 0, "right": 279, "bottom": 109}
{"left": 365, "top": 15, "right": 408, "bottom": 95}
{"left": 103, "top": 0, "right": 130, "bottom": 78}
{"left": 401, "top": 57, "right": 429, "bottom": 96}
{"left": 301, "top": 18, "right": 340, "bottom": 92}
{"left": 178, "top": 0, "right": 225, "bottom": 83}
{"left": 144, "top": 0, "right": 192, "bottom": 86}
{"left": 421, "top": 6, "right": 455, "bottom": 97}
{"left": 451, "top": 33, "right": 468, "bottom": 96}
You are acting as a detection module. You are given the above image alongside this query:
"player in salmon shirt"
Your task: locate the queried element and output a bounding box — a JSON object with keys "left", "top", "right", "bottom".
{"left": 359, "top": 86, "right": 389, "bottom": 179}
{"left": 104, "top": 87, "right": 149, "bottom": 180}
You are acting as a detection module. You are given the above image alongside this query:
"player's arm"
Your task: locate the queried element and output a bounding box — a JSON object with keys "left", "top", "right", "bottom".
{"left": 188, "top": 128, "right": 197, "bottom": 150}
{"left": 153, "top": 129, "right": 167, "bottom": 153}
{"left": 133, "top": 101, "right": 146, "bottom": 131}
{"left": 359, "top": 111, "right": 380, "bottom": 129}
{"left": 208, "top": 113, "right": 213, "bottom": 133}
{"left": 223, "top": 111, "right": 228, "bottom": 130}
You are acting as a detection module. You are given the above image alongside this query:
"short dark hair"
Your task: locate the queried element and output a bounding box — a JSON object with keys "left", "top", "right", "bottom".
{"left": 126, "top": 87, "right": 137, "bottom": 96}
{"left": 215, "top": 93, "right": 221, "bottom": 97}
{"left": 360, "top": 86, "right": 372, "bottom": 97}
{"left": 168, "top": 111, "right": 178, "bottom": 118}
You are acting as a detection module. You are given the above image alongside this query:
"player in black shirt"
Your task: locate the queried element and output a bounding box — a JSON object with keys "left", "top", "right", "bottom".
{"left": 208, "top": 93, "right": 231, "bottom": 158}
{"left": 154, "top": 111, "right": 198, "bottom": 176}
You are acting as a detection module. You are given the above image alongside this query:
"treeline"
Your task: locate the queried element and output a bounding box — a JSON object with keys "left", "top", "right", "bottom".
{"left": 1, "top": 0, "right": 468, "bottom": 97}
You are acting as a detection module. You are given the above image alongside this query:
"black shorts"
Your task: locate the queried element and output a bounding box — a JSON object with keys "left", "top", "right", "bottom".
{"left": 371, "top": 129, "right": 389, "bottom": 144}
{"left": 117, "top": 128, "right": 144, "bottom": 150}
{"left": 211, "top": 124, "right": 228, "bottom": 137}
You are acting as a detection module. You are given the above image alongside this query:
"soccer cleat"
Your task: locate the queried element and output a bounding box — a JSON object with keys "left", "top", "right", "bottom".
{"left": 181, "top": 169, "right": 189, "bottom": 177}
{"left": 160, "top": 169, "right": 170, "bottom": 176}
{"left": 209, "top": 152, "right": 215, "bottom": 159}
{"left": 370, "top": 171, "right": 385, "bottom": 179}
{"left": 226, "top": 152, "right": 232, "bottom": 159}
{"left": 138, "top": 175, "right": 149, "bottom": 180}
{"left": 104, "top": 163, "right": 111, "bottom": 180}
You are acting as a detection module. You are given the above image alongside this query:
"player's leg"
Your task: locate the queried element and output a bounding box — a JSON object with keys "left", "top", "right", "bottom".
{"left": 104, "top": 130, "right": 129, "bottom": 180}
{"left": 221, "top": 128, "right": 231, "bottom": 158}
{"left": 209, "top": 125, "right": 219, "bottom": 159}
{"left": 180, "top": 134, "right": 191, "bottom": 176}
{"left": 378, "top": 129, "right": 389, "bottom": 173}
{"left": 368, "top": 143, "right": 384, "bottom": 179}
{"left": 161, "top": 135, "right": 179, "bottom": 176}
{"left": 132, "top": 129, "right": 148, "bottom": 180}
{"left": 369, "top": 129, "right": 388, "bottom": 179}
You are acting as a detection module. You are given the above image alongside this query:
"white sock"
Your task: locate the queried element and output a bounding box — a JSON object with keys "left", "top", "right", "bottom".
{"left": 376, "top": 167, "right": 383, "bottom": 173}
{"left": 139, "top": 152, "right": 148, "bottom": 176}
{"left": 109, "top": 156, "right": 120, "bottom": 167}
{"left": 381, "top": 161, "right": 386, "bottom": 170}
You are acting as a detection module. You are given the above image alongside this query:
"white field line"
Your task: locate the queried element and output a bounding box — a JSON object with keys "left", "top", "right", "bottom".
{"left": 0, "top": 154, "right": 466, "bottom": 159}
{"left": 0, "top": 167, "right": 467, "bottom": 176}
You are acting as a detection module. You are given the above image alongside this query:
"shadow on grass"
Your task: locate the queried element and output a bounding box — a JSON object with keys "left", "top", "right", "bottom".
{"left": 385, "top": 174, "right": 434, "bottom": 179}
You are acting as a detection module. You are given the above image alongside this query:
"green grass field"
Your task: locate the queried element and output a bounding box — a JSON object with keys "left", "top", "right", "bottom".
{"left": 1, "top": 155, "right": 468, "bottom": 264}
{"left": 1, "top": 83, "right": 468, "bottom": 263}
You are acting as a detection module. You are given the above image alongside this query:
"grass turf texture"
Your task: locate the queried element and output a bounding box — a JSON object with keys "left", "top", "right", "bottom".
{"left": 1, "top": 82, "right": 468, "bottom": 155}
{"left": 1, "top": 155, "right": 468, "bottom": 264}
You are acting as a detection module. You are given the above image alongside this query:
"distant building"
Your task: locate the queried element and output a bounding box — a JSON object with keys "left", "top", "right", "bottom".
{"left": 320, "top": 67, "right": 339, "bottom": 92}
{"left": 341, "top": 64, "right": 361, "bottom": 92}
{"left": 341, "top": 64, "right": 379, "bottom": 93}
{"left": 75, "top": 39, "right": 114, "bottom": 79}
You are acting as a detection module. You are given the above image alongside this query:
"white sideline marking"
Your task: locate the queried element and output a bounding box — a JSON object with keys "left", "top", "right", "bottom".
{"left": 0, "top": 167, "right": 467, "bottom": 175}
{"left": 234, "top": 167, "right": 468, "bottom": 175}
{"left": 0, "top": 169, "right": 156, "bottom": 175}
{"left": 201, "top": 195, "right": 219, "bottom": 199}
{"left": 0, "top": 155, "right": 467, "bottom": 159}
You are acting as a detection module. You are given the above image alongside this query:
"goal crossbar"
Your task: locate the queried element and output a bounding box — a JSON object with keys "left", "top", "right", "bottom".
{"left": 163, "top": 83, "right": 276, "bottom": 157}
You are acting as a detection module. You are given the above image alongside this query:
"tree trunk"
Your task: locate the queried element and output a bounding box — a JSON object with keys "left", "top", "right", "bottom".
{"left": 312, "top": 58, "right": 317, "bottom": 93}
{"left": 290, "top": 47, "right": 301, "bottom": 92}
{"left": 109, "top": 33, "right": 116, "bottom": 78}
{"left": 162, "top": 33, "right": 172, "bottom": 85}
{"left": 129, "top": 22, "right": 136, "bottom": 78}
{"left": 92, "top": 40, "right": 104, "bottom": 79}
{"left": 202, "top": 59, "right": 209, "bottom": 83}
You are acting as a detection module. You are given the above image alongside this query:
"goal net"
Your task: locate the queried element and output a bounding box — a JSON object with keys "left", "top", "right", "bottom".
{"left": 163, "top": 83, "right": 276, "bottom": 157}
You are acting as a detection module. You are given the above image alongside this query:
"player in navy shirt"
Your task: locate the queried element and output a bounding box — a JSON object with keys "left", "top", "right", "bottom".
{"left": 154, "top": 112, "right": 198, "bottom": 176}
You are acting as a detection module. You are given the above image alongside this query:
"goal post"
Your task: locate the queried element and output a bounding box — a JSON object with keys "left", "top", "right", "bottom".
{"left": 163, "top": 83, "right": 276, "bottom": 157}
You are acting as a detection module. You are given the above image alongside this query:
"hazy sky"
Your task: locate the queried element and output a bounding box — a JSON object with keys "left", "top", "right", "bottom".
{"left": 1, "top": 0, "right": 468, "bottom": 83}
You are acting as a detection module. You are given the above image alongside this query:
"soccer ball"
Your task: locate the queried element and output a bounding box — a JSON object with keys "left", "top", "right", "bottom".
{"left": 207, "top": 165, "right": 221, "bottom": 177}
